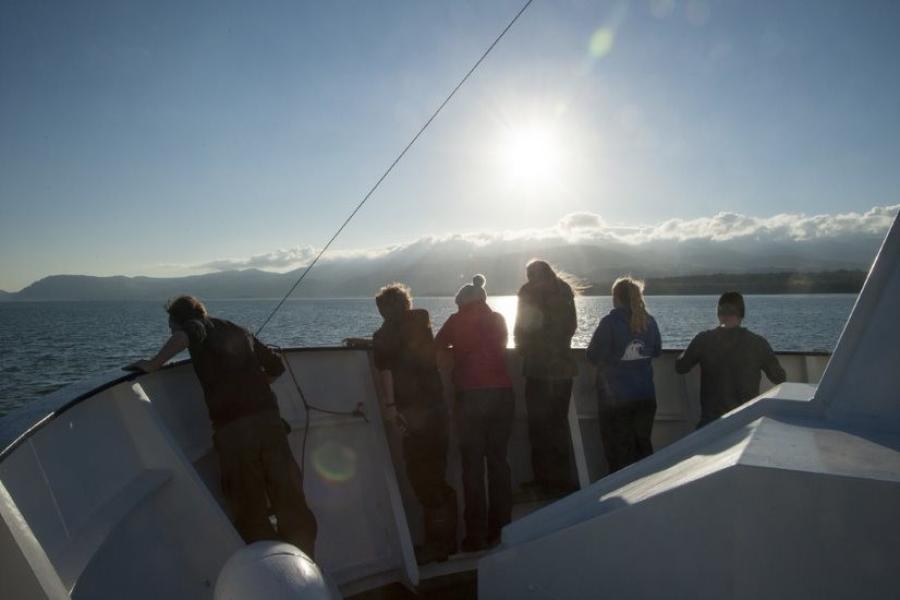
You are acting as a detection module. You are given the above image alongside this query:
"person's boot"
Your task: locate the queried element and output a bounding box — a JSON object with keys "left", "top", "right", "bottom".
{"left": 437, "top": 490, "right": 458, "bottom": 557}
{"left": 416, "top": 508, "right": 448, "bottom": 565}
{"left": 416, "top": 492, "right": 458, "bottom": 565}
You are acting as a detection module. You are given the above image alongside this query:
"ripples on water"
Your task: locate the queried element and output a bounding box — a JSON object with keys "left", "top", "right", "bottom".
{"left": 0, "top": 295, "right": 855, "bottom": 415}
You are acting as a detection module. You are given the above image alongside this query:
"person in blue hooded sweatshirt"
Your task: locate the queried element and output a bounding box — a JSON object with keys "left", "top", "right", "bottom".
{"left": 586, "top": 277, "right": 662, "bottom": 473}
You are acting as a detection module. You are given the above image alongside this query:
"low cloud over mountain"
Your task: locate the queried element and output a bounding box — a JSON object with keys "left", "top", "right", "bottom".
{"left": 9, "top": 205, "right": 897, "bottom": 300}
{"left": 194, "top": 204, "right": 899, "bottom": 278}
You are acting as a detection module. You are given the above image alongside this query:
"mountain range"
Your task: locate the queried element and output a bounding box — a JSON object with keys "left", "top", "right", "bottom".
{"left": 0, "top": 236, "right": 878, "bottom": 301}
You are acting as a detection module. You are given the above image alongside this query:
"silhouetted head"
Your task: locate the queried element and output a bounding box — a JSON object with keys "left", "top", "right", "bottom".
{"left": 526, "top": 259, "right": 556, "bottom": 284}
{"left": 455, "top": 274, "right": 487, "bottom": 307}
{"left": 612, "top": 276, "right": 649, "bottom": 333}
{"left": 524, "top": 258, "right": 581, "bottom": 296}
{"left": 375, "top": 283, "right": 412, "bottom": 321}
{"left": 166, "top": 295, "right": 207, "bottom": 331}
{"left": 717, "top": 291, "right": 745, "bottom": 326}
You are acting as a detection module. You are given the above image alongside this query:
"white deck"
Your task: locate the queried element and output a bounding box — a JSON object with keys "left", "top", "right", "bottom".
{"left": 478, "top": 213, "right": 900, "bottom": 599}
{"left": 0, "top": 344, "right": 828, "bottom": 599}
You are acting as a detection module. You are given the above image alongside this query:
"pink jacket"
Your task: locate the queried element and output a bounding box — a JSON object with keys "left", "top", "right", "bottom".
{"left": 435, "top": 302, "right": 513, "bottom": 391}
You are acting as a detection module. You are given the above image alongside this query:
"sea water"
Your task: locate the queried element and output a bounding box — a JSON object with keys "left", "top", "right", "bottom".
{"left": 0, "top": 294, "right": 855, "bottom": 415}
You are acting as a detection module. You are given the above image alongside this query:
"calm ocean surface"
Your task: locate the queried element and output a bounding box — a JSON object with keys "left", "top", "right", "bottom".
{"left": 0, "top": 294, "right": 855, "bottom": 415}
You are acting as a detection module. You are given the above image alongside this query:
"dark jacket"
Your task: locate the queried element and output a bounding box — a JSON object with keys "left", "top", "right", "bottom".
{"left": 675, "top": 326, "right": 786, "bottom": 421}
{"left": 586, "top": 308, "right": 662, "bottom": 404}
{"left": 514, "top": 279, "right": 577, "bottom": 379}
{"left": 183, "top": 317, "right": 285, "bottom": 429}
{"left": 372, "top": 309, "right": 444, "bottom": 411}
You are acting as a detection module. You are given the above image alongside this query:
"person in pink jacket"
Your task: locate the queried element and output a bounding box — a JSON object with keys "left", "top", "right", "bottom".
{"left": 435, "top": 275, "right": 514, "bottom": 552}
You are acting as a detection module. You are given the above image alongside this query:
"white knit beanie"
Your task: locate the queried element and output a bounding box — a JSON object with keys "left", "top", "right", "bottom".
{"left": 455, "top": 274, "right": 487, "bottom": 307}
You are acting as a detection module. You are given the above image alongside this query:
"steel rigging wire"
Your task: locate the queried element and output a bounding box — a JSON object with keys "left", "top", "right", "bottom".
{"left": 259, "top": 0, "right": 537, "bottom": 483}
{"left": 255, "top": 0, "right": 535, "bottom": 337}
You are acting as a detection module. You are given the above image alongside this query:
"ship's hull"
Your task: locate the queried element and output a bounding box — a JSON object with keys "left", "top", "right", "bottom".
{"left": 0, "top": 347, "right": 827, "bottom": 598}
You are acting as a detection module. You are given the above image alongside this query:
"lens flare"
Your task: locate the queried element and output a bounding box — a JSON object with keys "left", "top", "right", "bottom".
{"left": 312, "top": 440, "right": 357, "bottom": 483}
{"left": 589, "top": 28, "right": 615, "bottom": 59}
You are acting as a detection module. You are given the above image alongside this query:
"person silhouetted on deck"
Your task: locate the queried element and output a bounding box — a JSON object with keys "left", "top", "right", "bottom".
{"left": 586, "top": 277, "right": 662, "bottom": 474}
{"left": 369, "top": 283, "right": 458, "bottom": 565}
{"left": 435, "top": 275, "right": 514, "bottom": 552}
{"left": 126, "top": 295, "right": 318, "bottom": 556}
{"left": 675, "top": 291, "right": 787, "bottom": 429}
{"left": 514, "top": 259, "right": 579, "bottom": 497}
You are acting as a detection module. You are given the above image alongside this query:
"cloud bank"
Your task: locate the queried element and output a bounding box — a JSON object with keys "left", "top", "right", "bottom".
{"left": 194, "top": 204, "right": 899, "bottom": 273}
{"left": 588, "top": 204, "right": 900, "bottom": 244}
{"left": 197, "top": 246, "right": 318, "bottom": 271}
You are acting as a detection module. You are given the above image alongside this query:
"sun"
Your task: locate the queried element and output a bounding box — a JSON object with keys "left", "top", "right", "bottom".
{"left": 496, "top": 122, "right": 563, "bottom": 188}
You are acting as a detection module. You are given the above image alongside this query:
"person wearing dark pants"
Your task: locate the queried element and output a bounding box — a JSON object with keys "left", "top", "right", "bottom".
{"left": 367, "top": 283, "right": 458, "bottom": 565}
{"left": 597, "top": 397, "right": 656, "bottom": 473}
{"left": 456, "top": 388, "right": 514, "bottom": 550}
{"left": 214, "top": 409, "right": 317, "bottom": 553}
{"left": 586, "top": 278, "right": 662, "bottom": 475}
{"left": 514, "top": 260, "right": 579, "bottom": 496}
{"left": 398, "top": 406, "right": 457, "bottom": 563}
{"left": 524, "top": 378, "right": 574, "bottom": 493}
{"left": 436, "top": 275, "right": 515, "bottom": 552}
{"left": 128, "top": 295, "right": 318, "bottom": 557}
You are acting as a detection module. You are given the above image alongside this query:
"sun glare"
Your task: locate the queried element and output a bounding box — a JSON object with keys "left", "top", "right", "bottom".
{"left": 496, "top": 122, "right": 563, "bottom": 188}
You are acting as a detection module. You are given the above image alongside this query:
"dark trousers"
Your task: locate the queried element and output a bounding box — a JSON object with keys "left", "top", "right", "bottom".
{"left": 455, "top": 388, "right": 514, "bottom": 542}
{"left": 402, "top": 406, "right": 455, "bottom": 509}
{"left": 598, "top": 397, "right": 657, "bottom": 474}
{"left": 401, "top": 405, "right": 458, "bottom": 554}
{"left": 525, "top": 377, "right": 576, "bottom": 491}
{"left": 214, "top": 410, "right": 318, "bottom": 557}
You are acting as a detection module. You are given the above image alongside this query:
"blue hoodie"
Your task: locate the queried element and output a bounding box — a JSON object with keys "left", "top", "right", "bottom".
{"left": 586, "top": 307, "right": 662, "bottom": 403}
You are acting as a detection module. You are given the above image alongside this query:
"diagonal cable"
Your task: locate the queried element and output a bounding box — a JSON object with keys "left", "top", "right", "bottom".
{"left": 256, "top": 0, "right": 536, "bottom": 336}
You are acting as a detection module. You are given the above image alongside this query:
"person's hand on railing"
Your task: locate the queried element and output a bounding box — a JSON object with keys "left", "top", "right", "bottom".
{"left": 343, "top": 337, "right": 373, "bottom": 349}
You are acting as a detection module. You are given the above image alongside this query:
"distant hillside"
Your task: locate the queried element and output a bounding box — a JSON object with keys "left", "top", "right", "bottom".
{"left": 5, "top": 232, "right": 881, "bottom": 301}
{"left": 634, "top": 270, "right": 866, "bottom": 295}
{"left": 5, "top": 268, "right": 866, "bottom": 301}
{"left": 4, "top": 204, "right": 892, "bottom": 300}
{"left": 0, "top": 290, "right": 11, "bottom": 302}
{"left": 11, "top": 271, "right": 298, "bottom": 301}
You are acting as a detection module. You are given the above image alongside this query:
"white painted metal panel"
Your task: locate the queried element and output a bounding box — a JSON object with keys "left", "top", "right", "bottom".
{"left": 0, "top": 480, "right": 68, "bottom": 600}
{"left": 480, "top": 417, "right": 900, "bottom": 599}
{"left": 816, "top": 212, "right": 900, "bottom": 424}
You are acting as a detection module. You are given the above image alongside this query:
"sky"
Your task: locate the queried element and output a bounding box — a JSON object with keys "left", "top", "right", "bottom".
{"left": 1, "top": 0, "right": 899, "bottom": 292}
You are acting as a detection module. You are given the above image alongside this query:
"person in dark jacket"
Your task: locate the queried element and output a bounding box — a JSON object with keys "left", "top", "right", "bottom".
{"left": 126, "top": 295, "right": 318, "bottom": 556}
{"left": 370, "top": 283, "right": 458, "bottom": 565}
{"left": 675, "top": 292, "right": 787, "bottom": 428}
{"left": 435, "top": 275, "right": 514, "bottom": 552}
{"left": 586, "top": 277, "right": 662, "bottom": 474}
{"left": 514, "top": 259, "right": 578, "bottom": 496}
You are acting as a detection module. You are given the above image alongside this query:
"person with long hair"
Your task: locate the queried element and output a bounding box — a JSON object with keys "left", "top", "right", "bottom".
{"left": 586, "top": 277, "right": 662, "bottom": 473}
{"left": 435, "top": 275, "right": 514, "bottom": 552}
{"left": 514, "top": 259, "right": 578, "bottom": 496}
{"left": 370, "top": 283, "right": 458, "bottom": 564}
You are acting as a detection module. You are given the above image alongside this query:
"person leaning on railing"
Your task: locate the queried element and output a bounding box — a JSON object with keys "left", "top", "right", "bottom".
{"left": 514, "top": 259, "right": 580, "bottom": 497}
{"left": 435, "top": 275, "right": 514, "bottom": 552}
{"left": 586, "top": 277, "right": 662, "bottom": 474}
{"left": 126, "top": 295, "right": 318, "bottom": 557}
{"left": 367, "top": 282, "right": 458, "bottom": 566}
{"left": 675, "top": 291, "right": 787, "bottom": 429}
